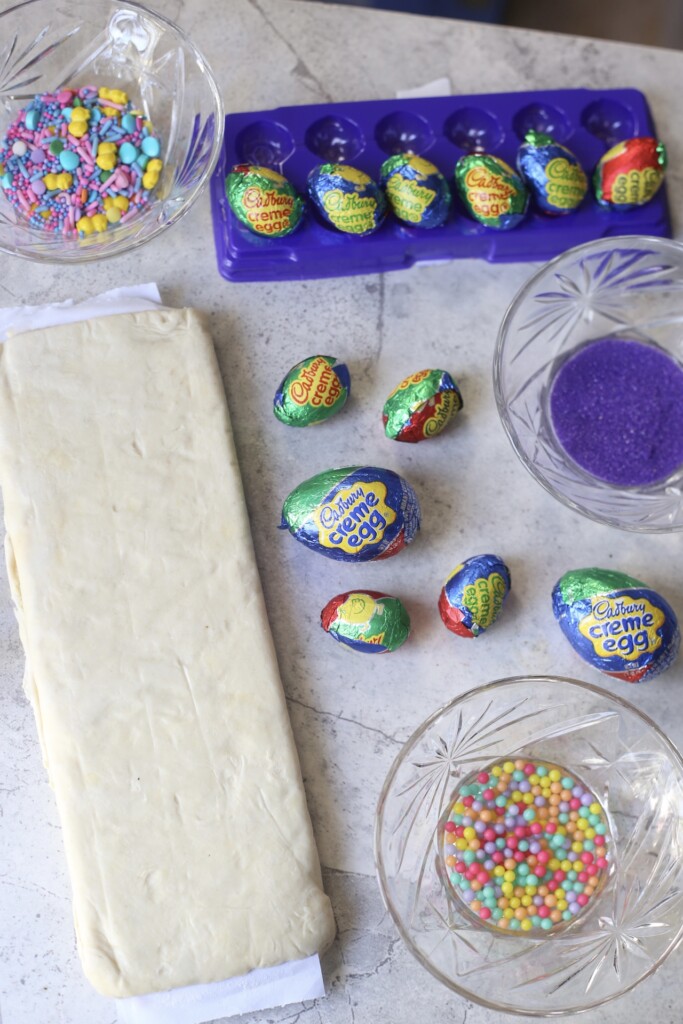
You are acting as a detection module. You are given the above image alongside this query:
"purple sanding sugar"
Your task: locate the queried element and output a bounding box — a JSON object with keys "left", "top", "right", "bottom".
{"left": 549, "top": 337, "right": 683, "bottom": 486}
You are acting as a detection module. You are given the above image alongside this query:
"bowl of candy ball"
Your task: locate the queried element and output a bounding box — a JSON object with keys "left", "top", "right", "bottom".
{"left": 375, "top": 676, "right": 683, "bottom": 1016}
{"left": 494, "top": 236, "right": 683, "bottom": 532}
{"left": 0, "top": 0, "right": 223, "bottom": 261}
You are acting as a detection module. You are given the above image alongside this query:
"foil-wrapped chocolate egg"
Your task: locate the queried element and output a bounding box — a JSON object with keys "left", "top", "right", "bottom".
{"left": 439, "top": 554, "right": 511, "bottom": 637}
{"left": 593, "top": 137, "right": 666, "bottom": 209}
{"left": 321, "top": 590, "right": 410, "bottom": 653}
{"left": 273, "top": 355, "right": 350, "bottom": 427}
{"left": 280, "top": 466, "right": 420, "bottom": 562}
{"left": 307, "top": 163, "right": 386, "bottom": 235}
{"left": 454, "top": 153, "right": 528, "bottom": 230}
{"left": 380, "top": 153, "right": 451, "bottom": 228}
{"left": 552, "top": 567, "right": 679, "bottom": 682}
{"left": 517, "top": 130, "right": 588, "bottom": 214}
{"left": 383, "top": 368, "right": 462, "bottom": 443}
{"left": 225, "top": 164, "right": 304, "bottom": 237}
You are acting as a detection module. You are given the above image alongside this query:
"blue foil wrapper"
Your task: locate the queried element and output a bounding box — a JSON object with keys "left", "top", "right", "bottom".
{"left": 280, "top": 465, "right": 420, "bottom": 562}
{"left": 438, "top": 554, "right": 511, "bottom": 637}
{"left": 517, "top": 130, "right": 588, "bottom": 215}
{"left": 552, "top": 567, "right": 680, "bottom": 682}
{"left": 307, "top": 163, "right": 386, "bottom": 235}
{"left": 380, "top": 153, "right": 451, "bottom": 228}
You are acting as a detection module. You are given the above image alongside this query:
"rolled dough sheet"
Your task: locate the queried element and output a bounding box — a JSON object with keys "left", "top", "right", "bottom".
{"left": 0, "top": 308, "right": 335, "bottom": 998}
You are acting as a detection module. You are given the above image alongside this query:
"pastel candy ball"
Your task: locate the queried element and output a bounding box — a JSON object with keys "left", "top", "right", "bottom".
{"left": 442, "top": 757, "right": 610, "bottom": 934}
{"left": 11, "top": 140, "right": 27, "bottom": 157}
{"left": 25, "top": 109, "right": 40, "bottom": 130}
{"left": 121, "top": 113, "right": 137, "bottom": 133}
{"left": 59, "top": 149, "right": 80, "bottom": 171}
{"left": 141, "top": 135, "right": 161, "bottom": 157}
{"left": 119, "top": 141, "right": 139, "bottom": 165}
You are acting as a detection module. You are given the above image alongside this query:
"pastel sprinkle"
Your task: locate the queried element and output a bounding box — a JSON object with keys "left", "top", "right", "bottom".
{"left": 442, "top": 758, "right": 610, "bottom": 934}
{"left": 0, "top": 84, "right": 163, "bottom": 237}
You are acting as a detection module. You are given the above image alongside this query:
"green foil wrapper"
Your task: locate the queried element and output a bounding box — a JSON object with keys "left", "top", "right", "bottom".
{"left": 454, "top": 153, "right": 528, "bottom": 230}
{"left": 226, "top": 163, "right": 304, "bottom": 237}
{"left": 383, "top": 368, "right": 463, "bottom": 443}
{"left": 321, "top": 590, "right": 410, "bottom": 653}
{"left": 273, "top": 355, "right": 350, "bottom": 427}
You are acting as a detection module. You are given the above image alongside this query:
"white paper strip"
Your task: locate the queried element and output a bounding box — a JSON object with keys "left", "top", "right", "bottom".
{"left": 0, "top": 282, "right": 162, "bottom": 341}
{"left": 116, "top": 955, "right": 325, "bottom": 1024}
{"left": 396, "top": 76, "right": 451, "bottom": 99}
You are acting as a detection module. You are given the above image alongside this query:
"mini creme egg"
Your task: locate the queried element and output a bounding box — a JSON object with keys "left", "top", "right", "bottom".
{"left": 321, "top": 590, "right": 410, "bottom": 653}
{"left": 380, "top": 153, "right": 451, "bottom": 228}
{"left": 593, "top": 137, "right": 666, "bottom": 209}
{"left": 273, "top": 355, "right": 350, "bottom": 427}
{"left": 307, "top": 163, "right": 386, "bottom": 235}
{"left": 454, "top": 153, "right": 528, "bottom": 230}
{"left": 383, "top": 368, "right": 462, "bottom": 443}
{"left": 439, "top": 554, "right": 511, "bottom": 637}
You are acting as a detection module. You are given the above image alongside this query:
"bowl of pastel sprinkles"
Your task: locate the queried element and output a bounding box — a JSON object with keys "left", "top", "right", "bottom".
{"left": 0, "top": 0, "right": 223, "bottom": 261}
{"left": 375, "top": 676, "right": 683, "bottom": 1016}
{"left": 494, "top": 236, "right": 683, "bottom": 532}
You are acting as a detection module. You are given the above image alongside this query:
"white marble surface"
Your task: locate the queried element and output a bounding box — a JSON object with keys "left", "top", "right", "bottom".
{"left": 2, "top": 2, "right": 683, "bottom": 1022}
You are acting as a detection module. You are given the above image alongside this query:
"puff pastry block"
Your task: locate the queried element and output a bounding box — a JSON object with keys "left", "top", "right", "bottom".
{"left": 0, "top": 308, "right": 335, "bottom": 997}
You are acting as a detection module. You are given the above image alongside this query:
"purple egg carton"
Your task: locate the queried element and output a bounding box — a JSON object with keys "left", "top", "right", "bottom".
{"left": 209, "top": 88, "right": 670, "bottom": 283}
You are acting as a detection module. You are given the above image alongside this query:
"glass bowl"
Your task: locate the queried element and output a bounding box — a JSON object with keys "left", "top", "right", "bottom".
{"left": 375, "top": 676, "right": 683, "bottom": 1016}
{"left": 494, "top": 236, "right": 683, "bottom": 532}
{"left": 0, "top": 0, "right": 223, "bottom": 262}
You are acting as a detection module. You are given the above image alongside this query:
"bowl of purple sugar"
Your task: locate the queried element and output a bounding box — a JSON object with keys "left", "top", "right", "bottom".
{"left": 494, "top": 236, "right": 683, "bottom": 533}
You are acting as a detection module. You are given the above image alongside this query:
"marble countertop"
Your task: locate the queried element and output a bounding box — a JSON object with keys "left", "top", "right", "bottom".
{"left": 2, "top": 2, "right": 683, "bottom": 1022}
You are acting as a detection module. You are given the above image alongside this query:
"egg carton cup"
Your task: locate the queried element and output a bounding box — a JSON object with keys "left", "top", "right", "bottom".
{"left": 210, "top": 88, "right": 670, "bottom": 282}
